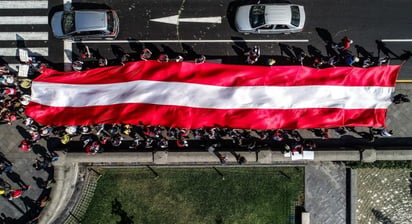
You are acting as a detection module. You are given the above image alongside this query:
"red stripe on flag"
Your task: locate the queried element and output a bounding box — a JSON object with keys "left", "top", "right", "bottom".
{"left": 25, "top": 102, "right": 387, "bottom": 129}
{"left": 34, "top": 61, "right": 400, "bottom": 87}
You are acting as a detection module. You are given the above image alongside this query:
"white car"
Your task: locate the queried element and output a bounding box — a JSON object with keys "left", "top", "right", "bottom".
{"left": 51, "top": 9, "right": 119, "bottom": 40}
{"left": 234, "top": 3, "right": 305, "bottom": 34}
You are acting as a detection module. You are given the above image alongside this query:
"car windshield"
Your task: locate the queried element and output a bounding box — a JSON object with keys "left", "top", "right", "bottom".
{"left": 250, "top": 5, "right": 265, "bottom": 28}
{"left": 290, "top": 6, "right": 300, "bottom": 27}
{"left": 107, "top": 11, "right": 115, "bottom": 32}
{"left": 62, "top": 11, "right": 75, "bottom": 34}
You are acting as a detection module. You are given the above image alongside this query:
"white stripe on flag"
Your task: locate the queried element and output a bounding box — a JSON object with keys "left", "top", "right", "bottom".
{"left": 0, "top": 16, "right": 48, "bottom": 24}
{"left": 0, "top": 48, "right": 48, "bottom": 56}
{"left": 0, "top": 32, "right": 48, "bottom": 40}
{"left": 0, "top": 1, "right": 48, "bottom": 9}
{"left": 31, "top": 80, "right": 394, "bottom": 109}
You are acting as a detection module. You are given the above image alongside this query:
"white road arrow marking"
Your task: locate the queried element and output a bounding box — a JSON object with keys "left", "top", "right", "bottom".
{"left": 150, "top": 15, "right": 222, "bottom": 25}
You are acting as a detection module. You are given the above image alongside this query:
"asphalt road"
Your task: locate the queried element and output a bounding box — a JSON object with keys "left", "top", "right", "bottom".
{"left": 61, "top": 0, "right": 412, "bottom": 78}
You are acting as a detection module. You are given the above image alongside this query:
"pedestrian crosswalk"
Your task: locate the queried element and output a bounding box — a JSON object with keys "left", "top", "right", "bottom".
{"left": 0, "top": 0, "right": 50, "bottom": 72}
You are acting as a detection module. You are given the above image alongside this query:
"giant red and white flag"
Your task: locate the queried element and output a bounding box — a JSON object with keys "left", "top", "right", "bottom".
{"left": 25, "top": 61, "right": 399, "bottom": 129}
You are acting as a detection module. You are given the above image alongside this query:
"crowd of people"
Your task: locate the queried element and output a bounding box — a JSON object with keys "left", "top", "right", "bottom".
{"left": 270, "top": 36, "right": 395, "bottom": 68}
{"left": 0, "top": 38, "right": 408, "bottom": 222}
{"left": 0, "top": 38, "right": 409, "bottom": 157}
{"left": 70, "top": 36, "right": 398, "bottom": 70}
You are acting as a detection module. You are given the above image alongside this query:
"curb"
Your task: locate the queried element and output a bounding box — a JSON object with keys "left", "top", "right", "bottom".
{"left": 39, "top": 154, "right": 79, "bottom": 224}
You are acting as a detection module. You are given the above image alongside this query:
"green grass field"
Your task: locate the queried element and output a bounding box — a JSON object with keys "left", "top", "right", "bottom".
{"left": 83, "top": 167, "right": 304, "bottom": 224}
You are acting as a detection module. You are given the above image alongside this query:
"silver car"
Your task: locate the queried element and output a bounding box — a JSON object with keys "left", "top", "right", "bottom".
{"left": 234, "top": 3, "right": 305, "bottom": 34}
{"left": 51, "top": 9, "right": 119, "bottom": 40}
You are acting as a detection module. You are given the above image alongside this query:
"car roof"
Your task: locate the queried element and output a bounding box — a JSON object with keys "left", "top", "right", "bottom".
{"left": 264, "top": 5, "right": 292, "bottom": 25}
{"left": 75, "top": 10, "right": 108, "bottom": 32}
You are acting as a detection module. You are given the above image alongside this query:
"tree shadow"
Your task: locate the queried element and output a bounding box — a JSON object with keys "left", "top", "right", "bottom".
{"left": 371, "top": 208, "right": 394, "bottom": 224}
{"left": 111, "top": 198, "right": 134, "bottom": 224}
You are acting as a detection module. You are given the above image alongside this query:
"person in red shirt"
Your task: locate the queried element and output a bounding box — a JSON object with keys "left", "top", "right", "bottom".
{"left": 8, "top": 185, "right": 30, "bottom": 200}
{"left": 19, "top": 139, "right": 32, "bottom": 152}
{"left": 334, "top": 36, "right": 353, "bottom": 51}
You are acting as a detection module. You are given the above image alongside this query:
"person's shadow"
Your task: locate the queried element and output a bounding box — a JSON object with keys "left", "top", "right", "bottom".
{"left": 354, "top": 45, "right": 374, "bottom": 58}
{"left": 279, "top": 43, "right": 296, "bottom": 61}
{"left": 231, "top": 36, "right": 249, "bottom": 56}
{"left": 20, "top": 196, "right": 38, "bottom": 212}
{"left": 15, "top": 125, "right": 32, "bottom": 140}
{"left": 376, "top": 40, "right": 399, "bottom": 59}
{"left": 181, "top": 43, "right": 200, "bottom": 59}
{"left": 307, "top": 45, "right": 324, "bottom": 59}
{"left": 161, "top": 44, "right": 180, "bottom": 59}
{"left": 0, "top": 213, "right": 17, "bottom": 224}
{"left": 315, "top": 27, "right": 334, "bottom": 44}
{"left": 6, "top": 171, "right": 28, "bottom": 189}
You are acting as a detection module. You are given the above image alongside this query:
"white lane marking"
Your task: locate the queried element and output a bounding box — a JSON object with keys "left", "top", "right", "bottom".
{"left": 64, "top": 40, "right": 72, "bottom": 71}
{"left": 381, "top": 39, "right": 412, "bottom": 42}
{"left": 76, "top": 39, "right": 309, "bottom": 44}
{"left": 0, "top": 16, "right": 48, "bottom": 24}
{"left": 0, "top": 32, "right": 48, "bottom": 40}
{"left": 0, "top": 1, "right": 48, "bottom": 9}
{"left": 63, "top": 0, "right": 72, "bottom": 71}
{"left": 150, "top": 15, "right": 222, "bottom": 25}
{"left": 0, "top": 48, "right": 48, "bottom": 56}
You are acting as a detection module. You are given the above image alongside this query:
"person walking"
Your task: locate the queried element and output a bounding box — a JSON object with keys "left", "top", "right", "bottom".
{"left": 334, "top": 36, "right": 353, "bottom": 51}
{"left": 344, "top": 55, "right": 359, "bottom": 66}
